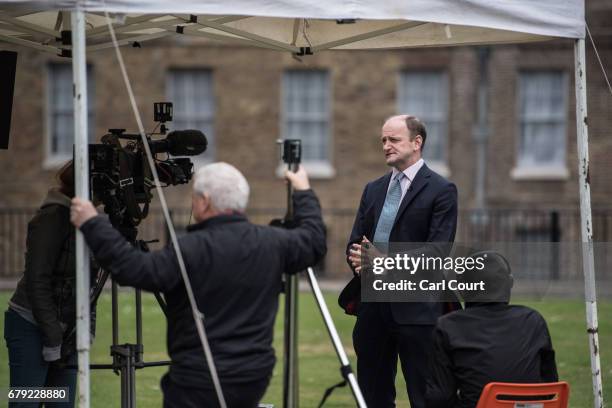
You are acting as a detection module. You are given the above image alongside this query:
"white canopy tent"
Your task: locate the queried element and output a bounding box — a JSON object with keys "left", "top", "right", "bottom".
{"left": 0, "top": 1, "right": 601, "bottom": 407}
{"left": 0, "top": 1, "right": 584, "bottom": 52}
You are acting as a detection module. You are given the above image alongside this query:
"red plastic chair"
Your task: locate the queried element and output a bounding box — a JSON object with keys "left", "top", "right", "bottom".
{"left": 475, "top": 382, "right": 570, "bottom": 408}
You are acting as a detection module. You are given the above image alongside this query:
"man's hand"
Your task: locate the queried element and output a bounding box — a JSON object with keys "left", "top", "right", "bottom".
{"left": 285, "top": 165, "right": 310, "bottom": 191}
{"left": 348, "top": 236, "right": 384, "bottom": 275}
{"left": 70, "top": 197, "right": 98, "bottom": 228}
{"left": 348, "top": 240, "right": 363, "bottom": 274}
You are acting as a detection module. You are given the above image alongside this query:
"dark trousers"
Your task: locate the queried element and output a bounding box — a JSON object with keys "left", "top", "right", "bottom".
{"left": 4, "top": 309, "right": 77, "bottom": 408}
{"left": 161, "top": 373, "right": 270, "bottom": 408}
{"left": 353, "top": 303, "right": 435, "bottom": 408}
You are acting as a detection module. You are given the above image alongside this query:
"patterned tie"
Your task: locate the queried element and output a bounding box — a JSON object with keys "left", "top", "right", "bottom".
{"left": 373, "top": 172, "right": 405, "bottom": 245}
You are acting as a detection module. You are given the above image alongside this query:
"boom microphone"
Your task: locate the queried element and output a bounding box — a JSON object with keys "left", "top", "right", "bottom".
{"left": 150, "top": 129, "right": 207, "bottom": 156}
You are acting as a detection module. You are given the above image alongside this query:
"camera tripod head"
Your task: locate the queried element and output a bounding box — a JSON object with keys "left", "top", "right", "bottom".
{"left": 278, "top": 139, "right": 301, "bottom": 171}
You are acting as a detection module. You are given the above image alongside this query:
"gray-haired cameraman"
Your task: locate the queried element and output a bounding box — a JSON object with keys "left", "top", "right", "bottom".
{"left": 71, "top": 162, "right": 326, "bottom": 408}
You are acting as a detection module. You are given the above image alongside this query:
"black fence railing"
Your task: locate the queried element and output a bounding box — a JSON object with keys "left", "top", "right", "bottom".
{"left": 2, "top": 207, "right": 612, "bottom": 280}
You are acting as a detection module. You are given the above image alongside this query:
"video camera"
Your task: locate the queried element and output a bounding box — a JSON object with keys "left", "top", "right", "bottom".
{"left": 88, "top": 102, "right": 207, "bottom": 231}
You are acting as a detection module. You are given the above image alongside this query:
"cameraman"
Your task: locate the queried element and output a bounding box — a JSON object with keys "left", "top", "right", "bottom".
{"left": 4, "top": 161, "right": 98, "bottom": 408}
{"left": 70, "top": 162, "right": 326, "bottom": 408}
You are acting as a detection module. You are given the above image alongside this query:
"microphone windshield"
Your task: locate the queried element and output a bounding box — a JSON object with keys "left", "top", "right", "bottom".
{"left": 166, "top": 130, "right": 207, "bottom": 156}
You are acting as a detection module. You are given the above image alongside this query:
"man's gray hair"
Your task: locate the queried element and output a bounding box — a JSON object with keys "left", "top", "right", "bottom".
{"left": 193, "top": 162, "right": 250, "bottom": 212}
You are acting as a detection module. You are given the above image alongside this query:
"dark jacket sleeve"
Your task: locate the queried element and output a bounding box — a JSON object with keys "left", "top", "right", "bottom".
{"left": 425, "top": 324, "right": 458, "bottom": 408}
{"left": 539, "top": 318, "right": 559, "bottom": 382}
{"left": 346, "top": 184, "right": 370, "bottom": 272}
{"left": 80, "top": 216, "right": 182, "bottom": 292}
{"left": 280, "top": 189, "right": 327, "bottom": 274}
{"left": 427, "top": 182, "right": 458, "bottom": 243}
{"left": 25, "top": 207, "right": 70, "bottom": 350}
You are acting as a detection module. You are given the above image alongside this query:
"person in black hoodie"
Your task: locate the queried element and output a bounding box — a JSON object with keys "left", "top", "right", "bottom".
{"left": 70, "top": 162, "right": 326, "bottom": 408}
{"left": 4, "top": 161, "right": 98, "bottom": 408}
{"left": 425, "top": 251, "right": 558, "bottom": 408}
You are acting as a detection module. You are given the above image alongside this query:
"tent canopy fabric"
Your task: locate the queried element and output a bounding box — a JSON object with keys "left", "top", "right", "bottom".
{"left": 0, "top": 0, "right": 584, "bottom": 54}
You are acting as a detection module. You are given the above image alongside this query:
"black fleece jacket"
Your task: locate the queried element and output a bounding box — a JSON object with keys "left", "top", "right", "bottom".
{"left": 80, "top": 189, "right": 326, "bottom": 387}
{"left": 425, "top": 303, "right": 558, "bottom": 408}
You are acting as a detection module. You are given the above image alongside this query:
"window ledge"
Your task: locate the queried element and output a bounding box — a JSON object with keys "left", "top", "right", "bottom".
{"left": 276, "top": 161, "right": 336, "bottom": 179}
{"left": 426, "top": 161, "right": 450, "bottom": 178}
{"left": 43, "top": 155, "right": 71, "bottom": 170}
{"left": 510, "top": 166, "right": 569, "bottom": 181}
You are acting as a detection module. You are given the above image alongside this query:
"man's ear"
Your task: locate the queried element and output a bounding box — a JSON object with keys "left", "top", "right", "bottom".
{"left": 199, "top": 193, "right": 212, "bottom": 213}
{"left": 193, "top": 193, "right": 207, "bottom": 214}
{"left": 414, "top": 135, "right": 423, "bottom": 151}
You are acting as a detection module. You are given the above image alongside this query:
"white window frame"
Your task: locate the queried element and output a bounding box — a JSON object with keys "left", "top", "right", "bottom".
{"left": 44, "top": 63, "right": 95, "bottom": 168}
{"left": 279, "top": 69, "right": 334, "bottom": 178}
{"left": 166, "top": 69, "right": 215, "bottom": 170}
{"left": 397, "top": 70, "right": 450, "bottom": 177}
{"left": 511, "top": 70, "right": 569, "bottom": 181}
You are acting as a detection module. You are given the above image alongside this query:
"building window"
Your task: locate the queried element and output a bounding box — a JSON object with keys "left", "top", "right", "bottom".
{"left": 398, "top": 71, "right": 449, "bottom": 171}
{"left": 166, "top": 69, "right": 215, "bottom": 168}
{"left": 46, "top": 63, "right": 95, "bottom": 166}
{"left": 513, "top": 71, "right": 568, "bottom": 179}
{"left": 282, "top": 70, "right": 333, "bottom": 177}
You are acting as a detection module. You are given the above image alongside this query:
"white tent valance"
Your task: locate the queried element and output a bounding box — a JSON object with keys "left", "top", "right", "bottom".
{"left": 0, "top": 0, "right": 584, "bottom": 55}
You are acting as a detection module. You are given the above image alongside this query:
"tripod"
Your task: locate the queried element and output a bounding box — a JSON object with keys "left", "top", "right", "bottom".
{"left": 86, "top": 226, "right": 171, "bottom": 408}
{"left": 277, "top": 160, "right": 366, "bottom": 408}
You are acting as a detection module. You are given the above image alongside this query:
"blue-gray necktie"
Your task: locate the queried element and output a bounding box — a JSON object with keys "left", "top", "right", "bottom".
{"left": 373, "top": 173, "right": 405, "bottom": 245}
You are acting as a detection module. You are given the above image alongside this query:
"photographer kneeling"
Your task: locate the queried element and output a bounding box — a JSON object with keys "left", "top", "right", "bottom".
{"left": 70, "top": 162, "right": 326, "bottom": 408}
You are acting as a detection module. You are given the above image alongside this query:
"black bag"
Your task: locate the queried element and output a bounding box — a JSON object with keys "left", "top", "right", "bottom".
{"left": 338, "top": 275, "right": 361, "bottom": 316}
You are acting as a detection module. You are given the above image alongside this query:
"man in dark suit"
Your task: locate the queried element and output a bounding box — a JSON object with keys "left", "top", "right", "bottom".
{"left": 347, "top": 115, "right": 458, "bottom": 408}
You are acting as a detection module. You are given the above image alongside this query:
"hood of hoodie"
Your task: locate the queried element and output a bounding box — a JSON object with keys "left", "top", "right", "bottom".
{"left": 41, "top": 187, "right": 71, "bottom": 209}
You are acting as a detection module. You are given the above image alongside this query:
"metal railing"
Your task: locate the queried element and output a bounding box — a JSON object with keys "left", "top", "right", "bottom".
{"left": 2, "top": 207, "right": 612, "bottom": 280}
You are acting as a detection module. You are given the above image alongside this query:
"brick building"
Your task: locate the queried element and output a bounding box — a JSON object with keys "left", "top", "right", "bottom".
{"left": 1, "top": 3, "right": 611, "bottom": 278}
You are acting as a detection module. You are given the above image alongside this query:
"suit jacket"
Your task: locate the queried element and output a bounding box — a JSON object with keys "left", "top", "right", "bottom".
{"left": 347, "top": 163, "right": 458, "bottom": 324}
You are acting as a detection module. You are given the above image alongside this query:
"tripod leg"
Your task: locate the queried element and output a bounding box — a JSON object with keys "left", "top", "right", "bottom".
{"left": 112, "top": 281, "right": 119, "bottom": 347}
{"left": 90, "top": 268, "right": 109, "bottom": 306}
{"left": 282, "top": 162, "right": 301, "bottom": 408}
{"left": 116, "top": 345, "right": 137, "bottom": 408}
{"left": 283, "top": 273, "right": 299, "bottom": 408}
{"left": 306, "top": 267, "right": 367, "bottom": 408}
{"left": 128, "top": 346, "right": 136, "bottom": 408}
{"left": 136, "top": 240, "right": 168, "bottom": 318}
{"left": 136, "top": 289, "right": 143, "bottom": 363}
{"left": 153, "top": 291, "right": 168, "bottom": 317}
{"left": 121, "top": 361, "right": 128, "bottom": 408}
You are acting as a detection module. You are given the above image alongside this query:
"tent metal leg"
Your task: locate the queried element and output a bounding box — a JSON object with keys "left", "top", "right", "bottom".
{"left": 71, "top": 9, "right": 91, "bottom": 408}
{"left": 574, "top": 37, "right": 604, "bottom": 408}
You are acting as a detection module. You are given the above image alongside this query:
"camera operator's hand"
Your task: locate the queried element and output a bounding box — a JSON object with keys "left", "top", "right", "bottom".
{"left": 70, "top": 198, "right": 98, "bottom": 228}
{"left": 285, "top": 165, "right": 310, "bottom": 191}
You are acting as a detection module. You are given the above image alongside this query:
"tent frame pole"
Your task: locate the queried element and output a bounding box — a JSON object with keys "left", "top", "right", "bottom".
{"left": 72, "top": 10, "right": 91, "bottom": 408}
{"left": 311, "top": 21, "right": 425, "bottom": 52}
{"left": 574, "top": 37, "right": 604, "bottom": 408}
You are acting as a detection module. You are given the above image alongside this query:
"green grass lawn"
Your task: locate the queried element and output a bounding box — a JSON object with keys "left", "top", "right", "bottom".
{"left": 1, "top": 290, "right": 610, "bottom": 407}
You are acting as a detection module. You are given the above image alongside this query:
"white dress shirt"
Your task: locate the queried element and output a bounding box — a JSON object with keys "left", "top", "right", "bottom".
{"left": 388, "top": 158, "right": 425, "bottom": 202}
